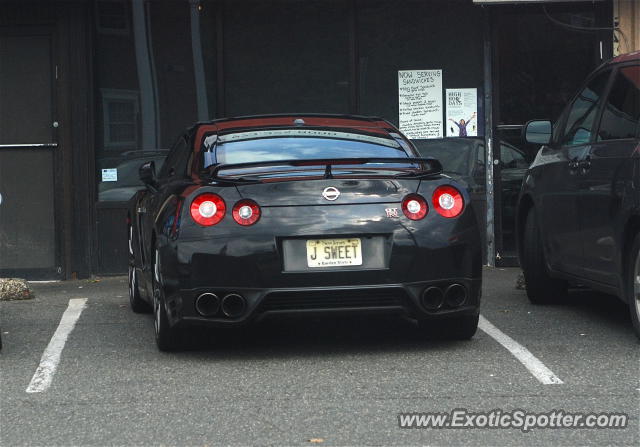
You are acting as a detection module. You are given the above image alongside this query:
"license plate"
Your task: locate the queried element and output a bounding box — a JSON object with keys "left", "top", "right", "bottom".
{"left": 306, "top": 238, "right": 362, "bottom": 268}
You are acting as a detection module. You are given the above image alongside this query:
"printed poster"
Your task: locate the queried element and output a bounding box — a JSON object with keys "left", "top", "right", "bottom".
{"left": 101, "top": 168, "right": 118, "bottom": 182}
{"left": 446, "top": 88, "right": 478, "bottom": 137}
{"left": 398, "top": 70, "right": 443, "bottom": 139}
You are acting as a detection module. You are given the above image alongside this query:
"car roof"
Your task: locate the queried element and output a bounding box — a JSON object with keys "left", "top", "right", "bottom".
{"left": 191, "top": 114, "right": 401, "bottom": 153}
{"left": 609, "top": 51, "right": 640, "bottom": 65}
{"left": 198, "top": 113, "right": 395, "bottom": 132}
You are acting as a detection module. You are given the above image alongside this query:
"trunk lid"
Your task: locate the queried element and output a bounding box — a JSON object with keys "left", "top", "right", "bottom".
{"left": 234, "top": 177, "right": 420, "bottom": 206}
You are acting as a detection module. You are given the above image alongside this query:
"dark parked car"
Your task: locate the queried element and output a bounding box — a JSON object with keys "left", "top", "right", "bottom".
{"left": 413, "top": 137, "right": 530, "bottom": 258}
{"left": 98, "top": 150, "right": 169, "bottom": 202}
{"left": 517, "top": 52, "right": 640, "bottom": 338}
{"left": 128, "top": 114, "right": 483, "bottom": 350}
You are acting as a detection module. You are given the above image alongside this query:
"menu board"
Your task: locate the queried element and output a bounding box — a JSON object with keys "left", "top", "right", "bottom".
{"left": 398, "top": 69, "right": 443, "bottom": 139}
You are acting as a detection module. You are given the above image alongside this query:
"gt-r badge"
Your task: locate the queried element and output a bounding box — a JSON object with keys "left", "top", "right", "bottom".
{"left": 322, "top": 186, "right": 340, "bottom": 201}
{"left": 385, "top": 208, "right": 399, "bottom": 218}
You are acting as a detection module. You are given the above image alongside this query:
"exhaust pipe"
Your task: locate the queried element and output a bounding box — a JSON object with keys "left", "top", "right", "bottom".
{"left": 421, "top": 286, "right": 444, "bottom": 311}
{"left": 221, "top": 293, "right": 247, "bottom": 318}
{"left": 444, "top": 284, "right": 467, "bottom": 308}
{"left": 195, "top": 293, "right": 220, "bottom": 317}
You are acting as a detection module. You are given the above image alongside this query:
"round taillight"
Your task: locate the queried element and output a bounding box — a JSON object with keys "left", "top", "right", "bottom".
{"left": 402, "top": 194, "right": 428, "bottom": 220}
{"left": 432, "top": 185, "right": 464, "bottom": 218}
{"left": 232, "top": 199, "right": 261, "bottom": 226}
{"left": 190, "top": 193, "right": 226, "bottom": 226}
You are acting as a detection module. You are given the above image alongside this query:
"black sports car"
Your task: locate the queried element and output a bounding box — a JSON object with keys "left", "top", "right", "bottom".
{"left": 128, "top": 115, "right": 482, "bottom": 350}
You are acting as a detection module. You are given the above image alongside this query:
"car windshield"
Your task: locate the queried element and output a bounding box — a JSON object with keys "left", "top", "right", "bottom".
{"left": 202, "top": 129, "right": 411, "bottom": 168}
{"left": 411, "top": 138, "right": 474, "bottom": 176}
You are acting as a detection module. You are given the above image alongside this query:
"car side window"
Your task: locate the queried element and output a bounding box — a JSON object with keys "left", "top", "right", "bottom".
{"left": 159, "top": 135, "right": 189, "bottom": 179}
{"left": 500, "top": 143, "right": 527, "bottom": 169}
{"left": 597, "top": 65, "right": 640, "bottom": 141}
{"left": 560, "top": 71, "right": 610, "bottom": 147}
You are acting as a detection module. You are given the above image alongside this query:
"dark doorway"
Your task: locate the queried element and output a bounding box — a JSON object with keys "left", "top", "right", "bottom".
{"left": 491, "top": 2, "right": 612, "bottom": 266}
{"left": 0, "top": 32, "right": 61, "bottom": 279}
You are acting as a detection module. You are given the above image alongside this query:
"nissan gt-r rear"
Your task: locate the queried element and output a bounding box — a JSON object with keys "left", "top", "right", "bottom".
{"left": 128, "top": 115, "right": 482, "bottom": 351}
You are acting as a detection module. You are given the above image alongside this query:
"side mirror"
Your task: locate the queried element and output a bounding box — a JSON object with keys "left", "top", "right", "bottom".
{"left": 139, "top": 161, "right": 158, "bottom": 190}
{"left": 523, "top": 120, "right": 552, "bottom": 145}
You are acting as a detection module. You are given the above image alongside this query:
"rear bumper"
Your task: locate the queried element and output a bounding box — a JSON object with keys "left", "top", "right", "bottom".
{"left": 162, "top": 278, "right": 481, "bottom": 328}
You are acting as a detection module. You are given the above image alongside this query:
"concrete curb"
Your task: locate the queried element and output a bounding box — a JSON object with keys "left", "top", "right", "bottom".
{"left": 0, "top": 278, "right": 34, "bottom": 301}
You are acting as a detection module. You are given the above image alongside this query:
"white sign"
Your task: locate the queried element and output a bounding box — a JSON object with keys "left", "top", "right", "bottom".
{"left": 446, "top": 88, "right": 478, "bottom": 137}
{"left": 101, "top": 168, "right": 118, "bottom": 182}
{"left": 398, "top": 69, "right": 443, "bottom": 139}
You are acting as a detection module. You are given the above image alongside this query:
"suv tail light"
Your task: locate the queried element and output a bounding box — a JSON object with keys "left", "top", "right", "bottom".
{"left": 232, "top": 199, "right": 261, "bottom": 226}
{"left": 432, "top": 186, "right": 464, "bottom": 218}
{"left": 402, "top": 194, "right": 428, "bottom": 220}
{"left": 190, "top": 193, "right": 225, "bottom": 226}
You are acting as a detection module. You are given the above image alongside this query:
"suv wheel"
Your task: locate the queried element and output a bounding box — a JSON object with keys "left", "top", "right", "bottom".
{"left": 626, "top": 234, "right": 640, "bottom": 340}
{"left": 521, "top": 208, "right": 567, "bottom": 304}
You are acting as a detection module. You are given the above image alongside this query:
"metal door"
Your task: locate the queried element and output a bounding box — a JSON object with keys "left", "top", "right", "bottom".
{"left": 0, "top": 33, "right": 60, "bottom": 279}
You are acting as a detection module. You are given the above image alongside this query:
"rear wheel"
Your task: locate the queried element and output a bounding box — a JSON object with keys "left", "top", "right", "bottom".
{"left": 153, "top": 247, "right": 180, "bottom": 351}
{"left": 128, "top": 225, "right": 150, "bottom": 313}
{"left": 521, "top": 208, "right": 567, "bottom": 304}
{"left": 418, "top": 315, "right": 479, "bottom": 340}
{"left": 626, "top": 234, "right": 640, "bottom": 340}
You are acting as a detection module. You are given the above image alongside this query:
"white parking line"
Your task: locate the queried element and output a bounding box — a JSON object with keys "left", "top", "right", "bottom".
{"left": 479, "top": 314, "right": 563, "bottom": 385}
{"left": 26, "top": 298, "right": 87, "bottom": 393}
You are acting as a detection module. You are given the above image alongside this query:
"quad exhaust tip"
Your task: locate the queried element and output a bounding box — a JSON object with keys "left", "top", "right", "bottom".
{"left": 421, "top": 286, "right": 444, "bottom": 311}
{"left": 195, "top": 292, "right": 220, "bottom": 317}
{"left": 444, "top": 284, "right": 467, "bottom": 308}
{"left": 221, "top": 293, "right": 247, "bottom": 318}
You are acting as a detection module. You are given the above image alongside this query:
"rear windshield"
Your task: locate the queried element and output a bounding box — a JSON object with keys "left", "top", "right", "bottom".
{"left": 412, "top": 138, "right": 475, "bottom": 175}
{"left": 202, "top": 129, "right": 411, "bottom": 168}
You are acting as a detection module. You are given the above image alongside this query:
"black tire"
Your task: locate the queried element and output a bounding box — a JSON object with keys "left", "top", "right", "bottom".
{"left": 521, "top": 208, "right": 567, "bottom": 304}
{"left": 128, "top": 226, "right": 151, "bottom": 313}
{"left": 625, "top": 234, "right": 640, "bottom": 340}
{"left": 418, "top": 315, "right": 479, "bottom": 340}
{"left": 152, "top": 247, "right": 180, "bottom": 352}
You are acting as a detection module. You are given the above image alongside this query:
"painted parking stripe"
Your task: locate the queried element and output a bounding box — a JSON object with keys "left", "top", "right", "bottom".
{"left": 26, "top": 298, "right": 88, "bottom": 393}
{"left": 479, "top": 314, "right": 563, "bottom": 385}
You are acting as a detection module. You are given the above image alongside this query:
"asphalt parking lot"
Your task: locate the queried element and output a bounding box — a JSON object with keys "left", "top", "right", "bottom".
{"left": 0, "top": 267, "right": 638, "bottom": 446}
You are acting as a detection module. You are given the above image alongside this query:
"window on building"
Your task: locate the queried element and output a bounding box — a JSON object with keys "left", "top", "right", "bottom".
{"left": 96, "top": 0, "right": 130, "bottom": 35}
{"left": 101, "top": 89, "right": 139, "bottom": 149}
{"left": 597, "top": 65, "right": 640, "bottom": 141}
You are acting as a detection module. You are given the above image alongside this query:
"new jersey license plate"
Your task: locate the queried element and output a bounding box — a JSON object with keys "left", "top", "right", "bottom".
{"left": 306, "top": 238, "right": 363, "bottom": 268}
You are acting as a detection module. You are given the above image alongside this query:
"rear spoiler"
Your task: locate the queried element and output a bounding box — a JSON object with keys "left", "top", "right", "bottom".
{"left": 205, "top": 157, "right": 443, "bottom": 182}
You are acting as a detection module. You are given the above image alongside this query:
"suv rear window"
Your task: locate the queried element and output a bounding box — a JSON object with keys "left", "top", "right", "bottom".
{"left": 597, "top": 65, "right": 640, "bottom": 141}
